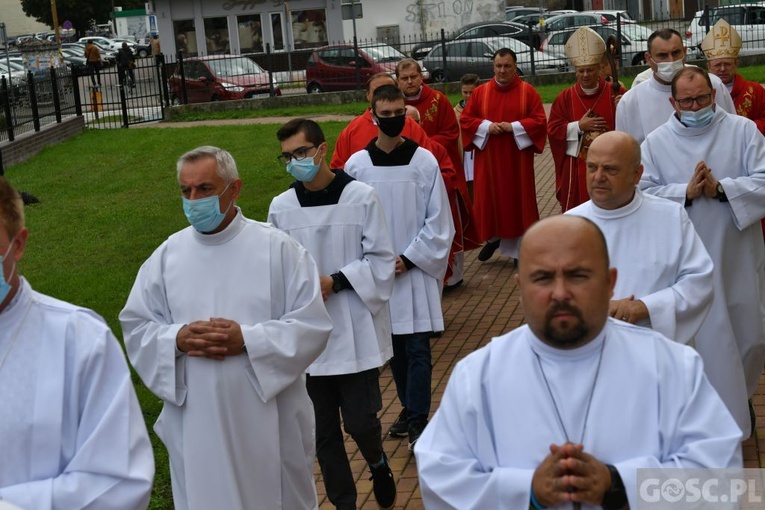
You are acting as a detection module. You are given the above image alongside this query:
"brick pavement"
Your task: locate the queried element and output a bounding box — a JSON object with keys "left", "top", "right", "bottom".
{"left": 315, "top": 140, "right": 765, "bottom": 509}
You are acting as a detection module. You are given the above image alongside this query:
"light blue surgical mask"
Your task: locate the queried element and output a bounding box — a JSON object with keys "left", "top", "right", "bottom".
{"left": 679, "top": 105, "right": 715, "bottom": 128}
{"left": 286, "top": 152, "right": 320, "bottom": 182}
{"left": 0, "top": 237, "right": 17, "bottom": 304}
{"left": 182, "top": 184, "right": 232, "bottom": 233}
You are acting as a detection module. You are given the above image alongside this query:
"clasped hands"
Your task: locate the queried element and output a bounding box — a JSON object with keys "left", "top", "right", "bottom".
{"left": 609, "top": 295, "right": 649, "bottom": 324}
{"left": 686, "top": 161, "right": 720, "bottom": 201}
{"left": 488, "top": 121, "right": 514, "bottom": 135}
{"left": 176, "top": 318, "right": 245, "bottom": 360}
{"left": 532, "top": 442, "right": 612, "bottom": 508}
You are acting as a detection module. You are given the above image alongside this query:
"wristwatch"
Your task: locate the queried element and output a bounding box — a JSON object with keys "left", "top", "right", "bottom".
{"left": 331, "top": 273, "right": 343, "bottom": 294}
{"left": 601, "top": 464, "right": 628, "bottom": 510}
{"left": 715, "top": 182, "right": 728, "bottom": 202}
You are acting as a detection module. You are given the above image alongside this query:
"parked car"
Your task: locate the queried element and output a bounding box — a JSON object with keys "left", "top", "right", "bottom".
{"left": 541, "top": 12, "right": 609, "bottom": 33}
{"left": 585, "top": 10, "right": 637, "bottom": 24}
{"left": 510, "top": 13, "right": 557, "bottom": 29}
{"left": 411, "top": 21, "right": 539, "bottom": 60}
{"left": 423, "top": 36, "right": 567, "bottom": 82}
{"left": 61, "top": 48, "right": 88, "bottom": 71}
{"left": 505, "top": 6, "right": 547, "bottom": 21}
{"left": 78, "top": 36, "right": 133, "bottom": 52}
{"left": 64, "top": 42, "right": 118, "bottom": 66}
{"left": 112, "top": 37, "right": 152, "bottom": 58}
{"left": 686, "top": 4, "right": 765, "bottom": 55}
{"left": 541, "top": 24, "right": 653, "bottom": 66}
{"left": 168, "top": 55, "right": 280, "bottom": 104}
{"left": 305, "top": 43, "right": 430, "bottom": 93}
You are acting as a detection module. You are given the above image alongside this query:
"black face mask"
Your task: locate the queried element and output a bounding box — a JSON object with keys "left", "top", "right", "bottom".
{"left": 375, "top": 114, "right": 406, "bottom": 138}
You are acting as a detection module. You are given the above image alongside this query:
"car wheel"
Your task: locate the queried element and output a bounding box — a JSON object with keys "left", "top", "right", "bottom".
{"left": 632, "top": 54, "right": 645, "bottom": 66}
{"left": 170, "top": 95, "right": 182, "bottom": 106}
{"left": 138, "top": 49, "right": 149, "bottom": 58}
{"left": 432, "top": 70, "right": 446, "bottom": 83}
{"left": 307, "top": 82, "right": 323, "bottom": 94}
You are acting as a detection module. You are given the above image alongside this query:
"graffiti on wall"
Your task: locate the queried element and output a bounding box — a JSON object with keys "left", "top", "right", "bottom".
{"left": 404, "top": 0, "right": 474, "bottom": 23}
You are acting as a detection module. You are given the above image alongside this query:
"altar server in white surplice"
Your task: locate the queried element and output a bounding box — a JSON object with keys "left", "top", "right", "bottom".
{"left": 0, "top": 177, "right": 154, "bottom": 509}
{"left": 568, "top": 131, "right": 714, "bottom": 343}
{"left": 414, "top": 215, "right": 743, "bottom": 510}
{"left": 640, "top": 67, "right": 765, "bottom": 435}
{"left": 344, "top": 84, "right": 454, "bottom": 452}
{"left": 120, "top": 146, "right": 332, "bottom": 510}
{"left": 616, "top": 28, "right": 734, "bottom": 144}
{"left": 268, "top": 119, "right": 397, "bottom": 510}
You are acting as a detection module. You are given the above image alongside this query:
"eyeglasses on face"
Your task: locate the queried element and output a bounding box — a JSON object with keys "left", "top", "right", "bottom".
{"left": 674, "top": 93, "right": 713, "bottom": 109}
{"left": 277, "top": 145, "right": 318, "bottom": 164}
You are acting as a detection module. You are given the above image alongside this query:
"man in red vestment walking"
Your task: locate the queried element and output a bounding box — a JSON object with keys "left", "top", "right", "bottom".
{"left": 703, "top": 19, "right": 765, "bottom": 240}
{"left": 548, "top": 27, "right": 626, "bottom": 212}
{"left": 460, "top": 48, "right": 547, "bottom": 262}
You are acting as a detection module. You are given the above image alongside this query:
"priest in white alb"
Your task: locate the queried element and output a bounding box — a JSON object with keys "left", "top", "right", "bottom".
{"left": 641, "top": 67, "right": 765, "bottom": 436}
{"left": 0, "top": 177, "right": 155, "bottom": 509}
{"left": 120, "top": 146, "right": 333, "bottom": 510}
{"left": 616, "top": 28, "right": 734, "bottom": 143}
{"left": 414, "top": 215, "right": 743, "bottom": 509}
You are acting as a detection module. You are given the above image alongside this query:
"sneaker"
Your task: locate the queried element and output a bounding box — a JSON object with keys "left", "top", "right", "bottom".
{"left": 408, "top": 420, "right": 427, "bottom": 452}
{"left": 368, "top": 454, "right": 397, "bottom": 510}
{"left": 477, "top": 239, "right": 500, "bottom": 261}
{"left": 388, "top": 408, "right": 408, "bottom": 438}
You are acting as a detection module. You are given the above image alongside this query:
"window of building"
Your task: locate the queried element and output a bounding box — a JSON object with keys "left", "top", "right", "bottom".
{"left": 173, "top": 19, "right": 198, "bottom": 56}
{"left": 271, "top": 13, "right": 285, "bottom": 51}
{"left": 238, "top": 14, "right": 264, "bottom": 53}
{"left": 204, "top": 17, "right": 230, "bottom": 54}
{"left": 291, "top": 9, "right": 327, "bottom": 49}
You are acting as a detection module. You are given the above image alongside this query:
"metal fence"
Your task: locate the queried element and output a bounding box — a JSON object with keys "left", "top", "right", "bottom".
{"left": 164, "top": 14, "right": 729, "bottom": 102}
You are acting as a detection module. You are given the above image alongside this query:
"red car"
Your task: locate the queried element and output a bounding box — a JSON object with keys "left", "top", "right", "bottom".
{"left": 305, "top": 43, "right": 430, "bottom": 93}
{"left": 169, "top": 55, "right": 281, "bottom": 104}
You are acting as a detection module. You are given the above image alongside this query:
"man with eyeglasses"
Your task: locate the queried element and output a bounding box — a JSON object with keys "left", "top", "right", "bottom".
{"left": 121, "top": 146, "right": 333, "bottom": 509}
{"left": 640, "top": 67, "right": 765, "bottom": 438}
{"left": 345, "top": 84, "right": 455, "bottom": 453}
{"left": 268, "top": 119, "right": 397, "bottom": 510}
{"left": 616, "top": 28, "right": 734, "bottom": 143}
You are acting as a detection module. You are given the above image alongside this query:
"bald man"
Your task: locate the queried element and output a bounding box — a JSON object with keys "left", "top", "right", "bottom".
{"left": 414, "top": 215, "right": 742, "bottom": 509}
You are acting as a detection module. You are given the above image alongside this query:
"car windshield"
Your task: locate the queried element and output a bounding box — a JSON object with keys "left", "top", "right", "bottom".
{"left": 361, "top": 45, "right": 407, "bottom": 63}
{"left": 207, "top": 57, "right": 264, "bottom": 77}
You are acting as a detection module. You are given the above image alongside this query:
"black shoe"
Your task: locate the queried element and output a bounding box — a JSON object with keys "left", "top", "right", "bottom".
{"left": 408, "top": 420, "right": 427, "bottom": 452}
{"left": 388, "top": 408, "right": 408, "bottom": 437}
{"left": 477, "top": 239, "right": 500, "bottom": 262}
{"left": 750, "top": 399, "right": 757, "bottom": 434}
{"left": 369, "top": 454, "right": 397, "bottom": 510}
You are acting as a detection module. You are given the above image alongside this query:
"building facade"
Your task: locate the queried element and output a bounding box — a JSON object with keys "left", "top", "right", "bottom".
{"left": 150, "top": 0, "right": 504, "bottom": 57}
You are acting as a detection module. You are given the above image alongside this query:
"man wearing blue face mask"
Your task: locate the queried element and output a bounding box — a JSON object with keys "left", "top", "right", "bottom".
{"left": 641, "top": 67, "right": 765, "bottom": 437}
{"left": 616, "top": 28, "right": 735, "bottom": 143}
{"left": 268, "top": 119, "right": 397, "bottom": 510}
{"left": 120, "top": 146, "right": 333, "bottom": 510}
{"left": 0, "top": 177, "right": 154, "bottom": 508}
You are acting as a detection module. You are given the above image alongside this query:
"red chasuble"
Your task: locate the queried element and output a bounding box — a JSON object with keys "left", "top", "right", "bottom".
{"left": 730, "top": 75, "right": 765, "bottom": 238}
{"left": 460, "top": 76, "right": 547, "bottom": 241}
{"left": 548, "top": 78, "right": 624, "bottom": 212}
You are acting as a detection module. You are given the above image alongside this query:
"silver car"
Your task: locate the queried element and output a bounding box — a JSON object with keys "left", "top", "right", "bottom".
{"left": 423, "top": 36, "right": 567, "bottom": 82}
{"left": 541, "top": 24, "right": 653, "bottom": 67}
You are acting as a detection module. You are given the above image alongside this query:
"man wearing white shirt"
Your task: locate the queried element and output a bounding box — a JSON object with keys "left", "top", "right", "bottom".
{"left": 121, "top": 146, "right": 333, "bottom": 510}
{"left": 0, "top": 177, "right": 154, "bottom": 509}
{"left": 414, "top": 215, "right": 743, "bottom": 509}
{"left": 616, "top": 28, "right": 735, "bottom": 143}
{"left": 641, "top": 66, "right": 765, "bottom": 437}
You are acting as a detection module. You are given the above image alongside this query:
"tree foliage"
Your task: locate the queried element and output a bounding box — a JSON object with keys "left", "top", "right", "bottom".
{"left": 20, "top": 0, "right": 146, "bottom": 35}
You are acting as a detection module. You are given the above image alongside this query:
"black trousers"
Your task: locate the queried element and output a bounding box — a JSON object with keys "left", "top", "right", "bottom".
{"left": 306, "top": 368, "right": 385, "bottom": 510}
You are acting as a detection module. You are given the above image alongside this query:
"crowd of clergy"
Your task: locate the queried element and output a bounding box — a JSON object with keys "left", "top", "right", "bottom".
{"left": 1, "top": 16, "right": 764, "bottom": 510}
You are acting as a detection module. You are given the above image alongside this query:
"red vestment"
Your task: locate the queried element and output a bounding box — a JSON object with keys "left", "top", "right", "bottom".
{"left": 548, "top": 78, "right": 624, "bottom": 212}
{"left": 729, "top": 74, "right": 765, "bottom": 238}
{"left": 460, "top": 76, "right": 547, "bottom": 241}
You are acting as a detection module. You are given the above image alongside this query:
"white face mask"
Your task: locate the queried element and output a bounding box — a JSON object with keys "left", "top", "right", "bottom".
{"left": 653, "top": 58, "right": 684, "bottom": 83}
